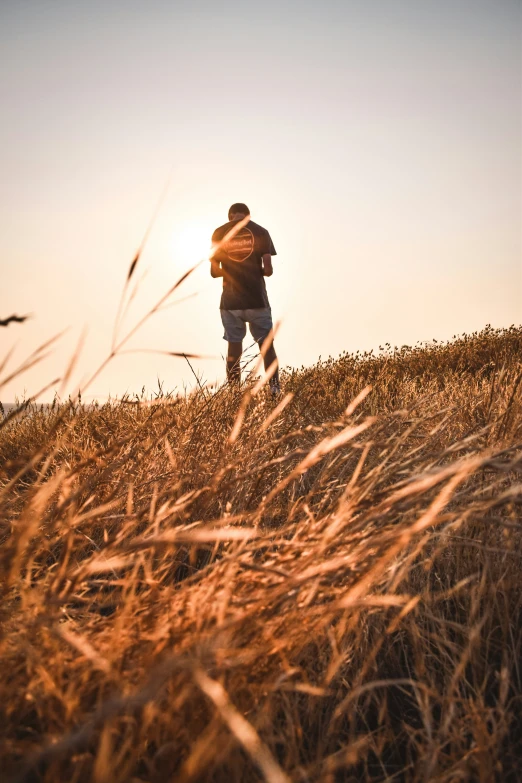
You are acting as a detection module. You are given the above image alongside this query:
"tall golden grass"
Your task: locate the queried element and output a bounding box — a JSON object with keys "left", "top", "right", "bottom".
{"left": 1, "top": 324, "right": 521, "bottom": 782}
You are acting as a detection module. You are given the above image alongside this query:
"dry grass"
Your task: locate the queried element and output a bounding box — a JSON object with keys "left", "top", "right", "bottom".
{"left": 1, "top": 324, "right": 522, "bottom": 782}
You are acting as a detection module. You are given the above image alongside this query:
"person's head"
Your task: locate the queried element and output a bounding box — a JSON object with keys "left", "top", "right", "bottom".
{"left": 228, "top": 203, "right": 250, "bottom": 221}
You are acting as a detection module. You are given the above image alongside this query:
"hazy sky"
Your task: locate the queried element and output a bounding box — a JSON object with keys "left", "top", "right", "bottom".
{"left": 1, "top": 0, "right": 521, "bottom": 402}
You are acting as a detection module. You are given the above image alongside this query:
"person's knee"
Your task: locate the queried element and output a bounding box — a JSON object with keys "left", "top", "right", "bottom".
{"left": 227, "top": 341, "right": 242, "bottom": 359}
{"left": 259, "top": 333, "right": 276, "bottom": 356}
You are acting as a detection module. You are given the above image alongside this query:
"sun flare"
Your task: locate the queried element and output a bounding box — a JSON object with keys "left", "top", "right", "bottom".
{"left": 171, "top": 219, "right": 213, "bottom": 266}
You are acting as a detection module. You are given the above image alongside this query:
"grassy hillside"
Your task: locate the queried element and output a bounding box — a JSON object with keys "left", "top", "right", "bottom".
{"left": 1, "top": 325, "right": 521, "bottom": 782}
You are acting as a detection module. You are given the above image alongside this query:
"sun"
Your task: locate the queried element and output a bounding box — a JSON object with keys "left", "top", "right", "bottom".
{"left": 170, "top": 218, "right": 213, "bottom": 266}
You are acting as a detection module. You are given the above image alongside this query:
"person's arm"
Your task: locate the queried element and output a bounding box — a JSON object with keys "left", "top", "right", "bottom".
{"left": 210, "top": 257, "right": 223, "bottom": 277}
{"left": 210, "top": 234, "right": 223, "bottom": 277}
{"left": 262, "top": 254, "right": 273, "bottom": 276}
{"left": 262, "top": 230, "right": 276, "bottom": 276}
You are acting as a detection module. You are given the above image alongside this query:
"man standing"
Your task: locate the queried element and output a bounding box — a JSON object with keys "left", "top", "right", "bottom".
{"left": 211, "top": 203, "right": 280, "bottom": 395}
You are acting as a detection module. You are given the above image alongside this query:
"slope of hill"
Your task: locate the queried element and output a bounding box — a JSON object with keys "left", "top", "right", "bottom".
{"left": 1, "top": 325, "right": 521, "bottom": 782}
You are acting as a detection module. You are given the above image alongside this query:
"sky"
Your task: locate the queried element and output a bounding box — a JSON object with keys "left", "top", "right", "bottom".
{"left": 1, "top": 0, "right": 521, "bottom": 402}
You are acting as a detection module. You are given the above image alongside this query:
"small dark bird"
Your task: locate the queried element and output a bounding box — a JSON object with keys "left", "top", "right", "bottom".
{"left": 0, "top": 314, "right": 29, "bottom": 327}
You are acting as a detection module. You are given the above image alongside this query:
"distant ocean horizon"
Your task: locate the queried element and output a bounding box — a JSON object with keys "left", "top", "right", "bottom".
{"left": 1, "top": 402, "right": 57, "bottom": 416}
{"left": 1, "top": 401, "right": 97, "bottom": 416}
{"left": 0, "top": 398, "right": 184, "bottom": 417}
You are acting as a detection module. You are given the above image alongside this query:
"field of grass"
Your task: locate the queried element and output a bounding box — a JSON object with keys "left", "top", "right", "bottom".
{"left": 1, "top": 325, "right": 521, "bottom": 782}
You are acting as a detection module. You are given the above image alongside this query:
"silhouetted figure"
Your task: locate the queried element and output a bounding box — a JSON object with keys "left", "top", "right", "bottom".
{"left": 211, "top": 203, "right": 280, "bottom": 395}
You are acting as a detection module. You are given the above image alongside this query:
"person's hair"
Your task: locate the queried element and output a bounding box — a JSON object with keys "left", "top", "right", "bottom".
{"left": 228, "top": 203, "right": 250, "bottom": 220}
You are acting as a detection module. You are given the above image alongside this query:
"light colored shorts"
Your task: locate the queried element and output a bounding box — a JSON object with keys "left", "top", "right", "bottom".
{"left": 221, "top": 307, "right": 273, "bottom": 344}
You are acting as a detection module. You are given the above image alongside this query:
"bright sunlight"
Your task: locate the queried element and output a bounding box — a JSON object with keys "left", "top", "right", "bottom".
{"left": 170, "top": 218, "right": 213, "bottom": 266}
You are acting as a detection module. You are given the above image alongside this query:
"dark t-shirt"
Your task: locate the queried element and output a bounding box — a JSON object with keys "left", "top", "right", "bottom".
{"left": 211, "top": 219, "right": 276, "bottom": 310}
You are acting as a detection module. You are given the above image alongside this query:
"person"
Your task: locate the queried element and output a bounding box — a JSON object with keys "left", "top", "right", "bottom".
{"left": 210, "top": 203, "right": 280, "bottom": 395}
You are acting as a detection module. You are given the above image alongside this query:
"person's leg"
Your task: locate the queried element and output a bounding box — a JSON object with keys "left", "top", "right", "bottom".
{"left": 227, "top": 341, "right": 243, "bottom": 385}
{"left": 260, "top": 335, "right": 278, "bottom": 376}
{"left": 261, "top": 336, "right": 280, "bottom": 393}
{"left": 248, "top": 309, "right": 280, "bottom": 393}
{"left": 221, "top": 310, "right": 246, "bottom": 385}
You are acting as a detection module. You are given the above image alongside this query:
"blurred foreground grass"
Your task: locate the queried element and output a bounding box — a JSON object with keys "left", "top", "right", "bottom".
{"left": 1, "top": 325, "right": 521, "bottom": 782}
